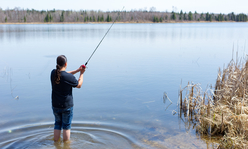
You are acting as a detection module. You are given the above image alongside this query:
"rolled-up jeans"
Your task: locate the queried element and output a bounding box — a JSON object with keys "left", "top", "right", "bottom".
{"left": 52, "top": 107, "right": 73, "bottom": 130}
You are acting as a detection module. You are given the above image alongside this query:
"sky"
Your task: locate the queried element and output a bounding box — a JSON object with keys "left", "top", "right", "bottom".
{"left": 0, "top": 0, "right": 248, "bottom": 14}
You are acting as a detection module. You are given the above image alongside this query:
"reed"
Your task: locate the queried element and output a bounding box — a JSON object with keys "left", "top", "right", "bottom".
{"left": 179, "top": 57, "right": 248, "bottom": 148}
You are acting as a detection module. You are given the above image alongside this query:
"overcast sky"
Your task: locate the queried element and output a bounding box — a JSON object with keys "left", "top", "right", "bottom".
{"left": 1, "top": 0, "right": 247, "bottom": 14}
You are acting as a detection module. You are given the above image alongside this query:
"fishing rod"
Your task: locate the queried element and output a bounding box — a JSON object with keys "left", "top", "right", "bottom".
{"left": 82, "top": 7, "right": 125, "bottom": 68}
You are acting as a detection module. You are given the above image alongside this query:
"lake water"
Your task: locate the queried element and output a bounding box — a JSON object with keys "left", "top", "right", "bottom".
{"left": 0, "top": 23, "right": 248, "bottom": 149}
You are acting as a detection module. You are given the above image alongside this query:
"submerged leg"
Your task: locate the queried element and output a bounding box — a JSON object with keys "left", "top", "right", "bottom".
{"left": 63, "top": 129, "right": 70, "bottom": 141}
{"left": 54, "top": 129, "right": 61, "bottom": 141}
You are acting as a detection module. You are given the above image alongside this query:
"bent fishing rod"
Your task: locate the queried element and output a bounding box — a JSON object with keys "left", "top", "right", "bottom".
{"left": 82, "top": 7, "right": 125, "bottom": 68}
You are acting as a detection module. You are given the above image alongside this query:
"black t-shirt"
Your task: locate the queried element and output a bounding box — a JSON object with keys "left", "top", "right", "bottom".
{"left": 51, "top": 69, "right": 78, "bottom": 109}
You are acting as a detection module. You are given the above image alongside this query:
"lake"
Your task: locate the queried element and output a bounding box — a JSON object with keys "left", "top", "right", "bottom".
{"left": 0, "top": 22, "right": 248, "bottom": 149}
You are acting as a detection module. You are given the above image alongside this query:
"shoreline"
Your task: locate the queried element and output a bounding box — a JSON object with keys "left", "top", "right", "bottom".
{"left": 0, "top": 20, "right": 244, "bottom": 25}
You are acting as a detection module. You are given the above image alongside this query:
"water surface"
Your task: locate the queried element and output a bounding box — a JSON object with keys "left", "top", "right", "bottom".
{"left": 0, "top": 23, "right": 248, "bottom": 148}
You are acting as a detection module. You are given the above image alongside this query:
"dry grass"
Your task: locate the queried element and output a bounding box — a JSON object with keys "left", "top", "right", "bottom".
{"left": 179, "top": 57, "right": 248, "bottom": 149}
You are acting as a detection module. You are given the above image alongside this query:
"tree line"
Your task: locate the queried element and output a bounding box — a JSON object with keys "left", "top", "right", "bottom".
{"left": 0, "top": 7, "right": 247, "bottom": 23}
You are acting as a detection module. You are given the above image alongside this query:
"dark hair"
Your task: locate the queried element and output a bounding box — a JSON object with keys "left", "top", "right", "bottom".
{"left": 55, "top": 55, "right": 67, "bottom": 84}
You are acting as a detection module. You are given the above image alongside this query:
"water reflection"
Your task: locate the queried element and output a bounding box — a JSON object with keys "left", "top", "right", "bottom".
{"left": 163, "top": 92, "right": 172, "bottom": 112}
{"left": 0, "top": 24, "right": 107, "bottom": 42}
{"left": 177, "top": 99, "right": 220, "bottom": 149}
{"left": 1, "top": 23, "right": 247, "bottom": 42}
{"left": 0, "top": 65, "right": 18, "bottom": 100}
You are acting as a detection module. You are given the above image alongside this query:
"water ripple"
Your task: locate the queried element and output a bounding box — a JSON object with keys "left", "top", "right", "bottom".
{"left": 0, "top": 121, "right": 144, "bottom": 149}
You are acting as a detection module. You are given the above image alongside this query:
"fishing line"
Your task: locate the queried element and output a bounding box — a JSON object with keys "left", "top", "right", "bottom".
{"left": 82, "top": 7, "right": 125, "bottom": 68}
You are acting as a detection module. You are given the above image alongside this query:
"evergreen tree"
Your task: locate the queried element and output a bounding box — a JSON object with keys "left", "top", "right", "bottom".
{"left": 153, "top": 16, "right": 159, "bottom": 22}
{"left": 200, "top": 13, "right": 204, "bottom": 20}
{"left": 60, "top": 11, "right": 64, "bottom": 22}
{"left": 90, "top": 16, "right": 92, "bottom": 22}
{"left": 44, "top": 14, "right": 51, "bottom": 22}
{"left": 183, "top": 12, "right": 187, "bottom": 20}
{"left": 106, "top": 14, "right": 112, "bottom": 22}
{"left": 205, "top": 12, "right": 210, "bottom": 21}
{"left": 188, "top": 11, "right": 193, "bottom": 21}
{"left": 5, "top": 16, "right": 7, "bottom": 22}
{"left": 97, "top": 16, "right": 100, "bottom": 22}
{"left": 49, "top": 14, "right": 53, "bottom": 22}
{"left": 243, "top": 14, "right": 247, "bottom": 22}
{"left": 224, "top": 16, "right": 227, "bottom": 21}
{"left": 159, "top": 17, "right": 163, "bottom": 22}
{"left": 40, "top": 10, "right": 45, "bottom": 14}
{"left": 179, "top": 10, "right": 183, "bottom": 20}
{"left": 106, "top": 15, "right": 109, "bottom": 22}
{"left": 194, "top": 11, "right": 197, "bottom": 20}
{"left": 236, "top": 15, "right": 240, "bottom": 22}
{"left": 24, "top": 16, "right": 26, "bottom": 22}
{"left": 229, "top": 12, "right": 235, "bottom": 21}
{"left": 211, "top": 13, "right": 214, "bottom": 21}
{"left": 205, "top": 12, "right": 213, "bottom": 21}
{"left": 100, "top": 15, "right": 104, "bottom": 22}
{"left": 217, "top": 13, "right": 224, "bottom": 21}
{"left": 236, "top": 13, "right": 247, "bottom": 22}
{"left": 171, "top": 11, "right": 176, "bottom": 20}
{"left": 215, "top": 16, "right": 218, "bottom": 21}
{"left": 93, "top": 16, "right": 96, "bottom": 22}
{"left": 209, "top": 15, "right": 212, "bottom": 22}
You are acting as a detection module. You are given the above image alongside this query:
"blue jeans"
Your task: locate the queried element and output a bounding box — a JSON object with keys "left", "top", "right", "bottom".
{"left": 52, "top": 107, "right": 73, "bottom": 130}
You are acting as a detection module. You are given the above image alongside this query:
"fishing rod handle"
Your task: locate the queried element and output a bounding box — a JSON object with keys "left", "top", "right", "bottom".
{"left": 81, "top": 62, "right": 87, "bottom": 68}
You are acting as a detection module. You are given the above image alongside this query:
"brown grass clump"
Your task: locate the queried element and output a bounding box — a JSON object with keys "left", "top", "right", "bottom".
{"left": 179, "top": 58, "right": 248, "bottom": 149}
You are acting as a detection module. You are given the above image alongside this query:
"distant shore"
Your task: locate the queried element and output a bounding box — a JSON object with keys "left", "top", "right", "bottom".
{"left": 1, "top": 9, "right": 246, "bottom": 25}
{"left": 0, "top": 20, "right": 243, "bottom": 25}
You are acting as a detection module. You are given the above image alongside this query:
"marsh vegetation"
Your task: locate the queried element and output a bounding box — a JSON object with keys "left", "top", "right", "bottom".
{"left": 179, "top": 54, "right": 248, "bottom": 148}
